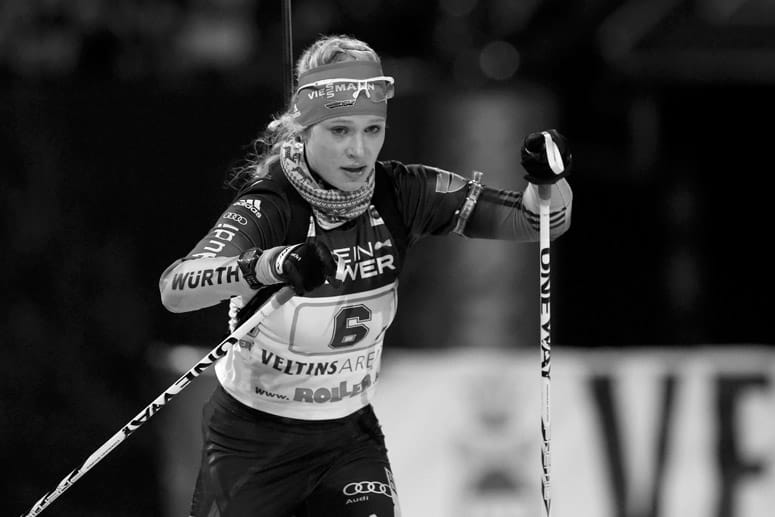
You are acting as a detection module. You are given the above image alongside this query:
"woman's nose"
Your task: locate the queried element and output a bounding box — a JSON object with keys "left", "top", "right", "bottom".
{"left": 346, "top": 135, "right": 365, "bottom": 159}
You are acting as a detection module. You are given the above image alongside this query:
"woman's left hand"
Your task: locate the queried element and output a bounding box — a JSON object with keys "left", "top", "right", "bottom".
{"left": 520, "top": 129, "right": 572, "bottom": 185}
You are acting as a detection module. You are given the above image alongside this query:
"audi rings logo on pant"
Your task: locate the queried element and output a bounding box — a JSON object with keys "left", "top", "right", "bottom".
{"left": 343, "top": 481, "right": 391, "bottom": 497}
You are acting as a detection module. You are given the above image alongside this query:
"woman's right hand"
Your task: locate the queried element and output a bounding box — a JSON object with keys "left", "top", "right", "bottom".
{"left": 274, "top": 241, "right": 340, "bottom": 294}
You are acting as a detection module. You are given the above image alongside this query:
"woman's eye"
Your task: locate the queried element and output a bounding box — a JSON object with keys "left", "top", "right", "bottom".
{"left": 330, "top": 126, "right": 348, "bottom": 136}
{"left": 366, "top": 125, "right": 383, "bottom": 134}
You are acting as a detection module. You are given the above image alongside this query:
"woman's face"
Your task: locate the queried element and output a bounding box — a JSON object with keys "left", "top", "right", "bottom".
{"left": 305, "top": 115, "right": 386, "bottom": 192}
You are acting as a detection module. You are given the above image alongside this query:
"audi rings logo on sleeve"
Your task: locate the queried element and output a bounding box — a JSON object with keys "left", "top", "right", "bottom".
{"left": 343, "top": 481, "right": 391, "bottom": 497}
{"left": 224, "top": 212, "right": 248, "bottom": 225}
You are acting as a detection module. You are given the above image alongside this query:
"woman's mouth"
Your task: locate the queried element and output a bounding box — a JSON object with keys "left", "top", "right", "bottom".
{"left": 341, "top": 165, "right": 367, "bottom": 174}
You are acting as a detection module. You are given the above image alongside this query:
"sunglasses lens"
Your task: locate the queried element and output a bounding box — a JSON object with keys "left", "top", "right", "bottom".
{"left": 369, "top": 80, "right": 394, "bottom": 102}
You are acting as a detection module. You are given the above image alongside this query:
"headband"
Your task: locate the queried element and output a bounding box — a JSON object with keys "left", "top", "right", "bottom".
{"left": 292, "top": 61, "right": 394, "bottom": 127}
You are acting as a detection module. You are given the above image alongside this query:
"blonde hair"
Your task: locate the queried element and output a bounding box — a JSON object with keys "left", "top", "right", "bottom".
{"left": 228, "top": 35, "right": 381, "bottom": 191}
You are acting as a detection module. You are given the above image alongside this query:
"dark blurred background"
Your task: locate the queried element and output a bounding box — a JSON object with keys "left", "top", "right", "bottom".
{"left": 3, "top": 0, "right": 775, "bottom": 515}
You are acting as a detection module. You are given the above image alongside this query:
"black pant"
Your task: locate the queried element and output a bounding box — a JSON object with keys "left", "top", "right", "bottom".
{"left": 190, "top": 385, "right": 400, "bottom": 517}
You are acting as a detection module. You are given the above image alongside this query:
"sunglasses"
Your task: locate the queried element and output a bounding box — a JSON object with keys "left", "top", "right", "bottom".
{"left": 296, "top": 76, "right": 395, "bottom": 103}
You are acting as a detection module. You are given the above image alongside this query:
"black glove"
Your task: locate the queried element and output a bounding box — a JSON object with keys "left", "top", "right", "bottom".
{"left": 520, "top": 129, "right": 572, "bottom": 185}
{"left": 274, "top": 240, "right": 339, "bottom": 295}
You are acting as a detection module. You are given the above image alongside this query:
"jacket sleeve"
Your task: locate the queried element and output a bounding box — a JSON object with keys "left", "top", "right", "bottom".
{"left": 385, "top": 161, "right": 572, "bottom": 243}
{"left": 463, "top": 179, "right": 572, "bottom": 241}
{"left": 384, "top": 162, "right": 470, "bottom": 244}
{"left": 159, "top": 184, "right": 290, "bottom": 313}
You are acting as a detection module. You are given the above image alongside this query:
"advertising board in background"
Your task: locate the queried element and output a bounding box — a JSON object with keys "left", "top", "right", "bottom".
{"left": 374, "top": 347, "right": 774, "bottom": 517}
